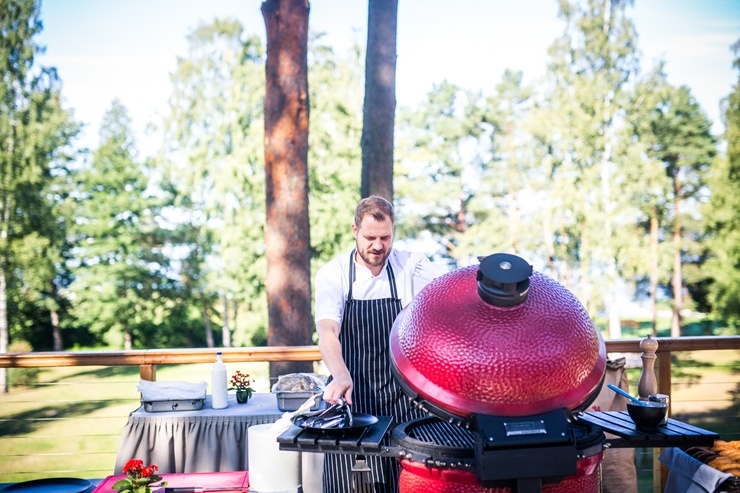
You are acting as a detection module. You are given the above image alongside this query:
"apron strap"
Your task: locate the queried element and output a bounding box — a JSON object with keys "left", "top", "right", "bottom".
{"left": 347, "top": 250, "right": 356, "bottom": 300}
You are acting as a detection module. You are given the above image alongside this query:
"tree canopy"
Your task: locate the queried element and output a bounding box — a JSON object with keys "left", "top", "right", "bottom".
{"left": 2, "top": 0, "right": 738, "bottom": 361}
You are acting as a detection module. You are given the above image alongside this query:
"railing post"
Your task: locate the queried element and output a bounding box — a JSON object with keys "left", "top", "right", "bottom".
{"left": 140, "top": 364, "right": 156, "bottom": 381}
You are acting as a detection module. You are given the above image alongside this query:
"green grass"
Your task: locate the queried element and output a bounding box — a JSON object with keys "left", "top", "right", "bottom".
{"left": 0, "top": 361, "right": 271, "bottom": 482}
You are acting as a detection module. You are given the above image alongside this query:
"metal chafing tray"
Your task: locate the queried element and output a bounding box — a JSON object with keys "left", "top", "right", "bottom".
{"left": 142, "top": 398, "right": 205, "bottom": 412}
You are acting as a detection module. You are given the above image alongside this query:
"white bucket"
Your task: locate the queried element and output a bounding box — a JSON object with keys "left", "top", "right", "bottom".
{"left": 248, "top": 423, "right": 301, "bottom": 493}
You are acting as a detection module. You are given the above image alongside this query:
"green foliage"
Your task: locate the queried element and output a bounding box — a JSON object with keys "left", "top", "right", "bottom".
{"left": 395, "top": 80, "right": 493, "bottom": 265}
{"left": 157, "top": 22, "right": 364, "bottom": 348}
{"left": 536, "top": 0, "right": 642, "bottom": 316}
{"left": 0, "top": 0, "right": 81, "bottom": 352}
{"left": 701, "top": 41, "right": 740, "bottom": 330}
{"left": 3, "top": 3, "right": 738, "bottom": 347}
{"left": 159, "top": 18, "right": 268, "bottom": 348}
{"left": 69, "top": 100, "right": 172, "bottom": 348}
{"left": 307, "top": 34, "right": 363, "bottom": 267}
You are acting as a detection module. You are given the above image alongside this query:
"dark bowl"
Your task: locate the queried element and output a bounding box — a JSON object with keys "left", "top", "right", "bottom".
{"left": 627, "top": 401, "right": 668, "bottom": 430}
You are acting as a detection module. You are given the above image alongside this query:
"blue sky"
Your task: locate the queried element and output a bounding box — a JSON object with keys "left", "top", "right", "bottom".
{"left": 37, "top": 0, "right": 739, "bottom": 151}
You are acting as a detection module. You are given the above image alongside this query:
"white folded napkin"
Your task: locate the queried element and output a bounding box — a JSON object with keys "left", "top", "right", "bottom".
{"left": 271, "top": 393, "right": 323, "bottom": 433}
{"left": 137, "top": 379, "right": 207, "bottom": 401}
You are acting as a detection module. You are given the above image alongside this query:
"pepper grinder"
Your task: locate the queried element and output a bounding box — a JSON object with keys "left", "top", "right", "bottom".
{"left": 637, "top": 335, "right": 659, "bottom": 398}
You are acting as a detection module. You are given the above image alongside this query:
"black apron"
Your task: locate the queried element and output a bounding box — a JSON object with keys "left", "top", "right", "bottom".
{"left": 322, "top": 250, "right": 426, "bottom": 493}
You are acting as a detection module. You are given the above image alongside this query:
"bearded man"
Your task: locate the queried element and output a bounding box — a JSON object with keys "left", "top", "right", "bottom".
{"left": 314, "top": 195, "right": 446, "bottom": 493}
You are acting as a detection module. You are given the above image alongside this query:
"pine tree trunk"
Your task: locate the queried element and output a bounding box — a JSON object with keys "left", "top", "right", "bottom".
{"left": 124, "top": 323, "right": 132, "bottom": 351}
{"left": 262, "top": 0, "right": 313, "bottom": 379}
{"left": 50, "top": 280, "right": 63, "bottom": 351}
{"left": 0, "top": 126, "right": 11, "bottom": 393}
{"left": 51, "top": 309, "right": 62, "bottom": 351}
{"left": 201, "top": 294, "right": 214, "bottom": 348}
{"left": 360, "top": 0, "right": 398, "bottom": 201}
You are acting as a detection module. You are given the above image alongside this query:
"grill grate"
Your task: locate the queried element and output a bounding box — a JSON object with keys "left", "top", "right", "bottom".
{"left": 407, "top": 419, "right": 475, "bottom": 450}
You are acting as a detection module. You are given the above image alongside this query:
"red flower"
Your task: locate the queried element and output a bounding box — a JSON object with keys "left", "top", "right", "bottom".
{"left": 114, "top": 459, "right": 166, "bottom": 493}
{"left": 123, "top": 459, "right": 144, "bottom": 474}
{"left": 229, "top": 370, "right": 253, "bottom": 390}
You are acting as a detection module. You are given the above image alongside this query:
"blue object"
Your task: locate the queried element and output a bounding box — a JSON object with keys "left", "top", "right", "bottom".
{"left": 607, "top": 384, "right": 647, "bottom": 406}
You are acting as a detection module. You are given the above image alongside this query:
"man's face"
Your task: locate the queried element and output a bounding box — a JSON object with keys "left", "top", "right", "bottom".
{"left": 353, "top": 215, "right": 393, "bottom": 270}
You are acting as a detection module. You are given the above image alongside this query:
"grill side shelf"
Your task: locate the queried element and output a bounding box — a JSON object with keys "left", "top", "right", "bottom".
{"left": 278, "top": 416, "right": 394, "bottom": 455}
{"left": 577, "top": 411, "right": 718, "bottom": 449}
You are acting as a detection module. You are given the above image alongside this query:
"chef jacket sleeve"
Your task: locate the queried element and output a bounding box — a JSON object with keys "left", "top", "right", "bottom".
{"left": 314, "top": 260, "right": 345, "bottom": 326}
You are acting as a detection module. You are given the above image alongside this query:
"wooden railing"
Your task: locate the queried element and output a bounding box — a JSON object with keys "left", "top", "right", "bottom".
{"left": 0, "top": 345, "right": 321, "bottom": 381}
{"left": 3, "top": 336, "right": 738, "bottom": 399}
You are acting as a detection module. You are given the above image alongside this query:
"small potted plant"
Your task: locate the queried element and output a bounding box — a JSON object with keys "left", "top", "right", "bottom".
{"left": 229, "top": 370, "right": 255, "bottom": 404}
{"left": 113, "top": 459, "right": 167, "bottom": 493}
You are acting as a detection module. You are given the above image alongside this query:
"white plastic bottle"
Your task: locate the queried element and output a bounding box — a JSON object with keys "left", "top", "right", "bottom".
{"left": 211, "top": 351, "right": 229, "bottom": 409}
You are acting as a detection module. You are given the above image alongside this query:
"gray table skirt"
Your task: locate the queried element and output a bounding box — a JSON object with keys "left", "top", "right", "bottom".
{"left": 115, "top": 393, "right": 284, "bottom": 474}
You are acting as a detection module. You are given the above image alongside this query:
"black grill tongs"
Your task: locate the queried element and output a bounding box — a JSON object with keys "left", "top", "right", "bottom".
{"left": 292, "top": 397, "right": 354, "bottom": 429}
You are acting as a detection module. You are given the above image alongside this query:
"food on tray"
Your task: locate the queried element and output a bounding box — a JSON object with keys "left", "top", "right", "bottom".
{"left": 709, "top": 457, "right": 738, "bottom": 472}
{"left": 714, "top": 440, "right": 734, "bottom": 451}
{"left": 723, "top": 450, "right": 740, "bottom": 461}
{"left": 685, "top": 441, "right": 740, "bottom": 476}
{"left": 272, "top": 373, "right": 325, "bottom": 393}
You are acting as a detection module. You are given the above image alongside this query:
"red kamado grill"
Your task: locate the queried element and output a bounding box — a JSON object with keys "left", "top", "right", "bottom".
{"left": 387, "top": 252, "right": 606, "bottom": 493}
{"left": 278, "top": 253, "right": 720, "bottom": 493}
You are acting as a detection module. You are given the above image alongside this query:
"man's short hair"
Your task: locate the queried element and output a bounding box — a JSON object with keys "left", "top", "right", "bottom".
{"left": 354, "top": 196, "right": 394, "bottom": 228}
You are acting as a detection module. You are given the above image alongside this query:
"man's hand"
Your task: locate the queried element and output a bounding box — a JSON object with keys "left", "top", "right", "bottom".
{"left": 323, "top": 370, "right": 353, "bottom": 406}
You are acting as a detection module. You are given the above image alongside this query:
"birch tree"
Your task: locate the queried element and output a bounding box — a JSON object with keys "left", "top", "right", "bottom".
{"left": 702, "top": 41, "right": 740, "bottom": 329}
{"left": 160, "top": 19, "right": 267, "bottom": 348}
{"left": 536, "top": 0, "right": 640, "bottom": 329}
{"left": 0, "top": 0, "right": 78, "bottom": 390}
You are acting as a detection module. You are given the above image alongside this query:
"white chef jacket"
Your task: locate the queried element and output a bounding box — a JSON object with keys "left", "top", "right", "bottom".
{"left": 314, "top": 248, "right": 447, "bottom": 328}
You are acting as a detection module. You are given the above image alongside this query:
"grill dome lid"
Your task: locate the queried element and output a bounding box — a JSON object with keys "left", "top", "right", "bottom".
{"left": 390, "top": 253, "right": 606, "bottom": 419}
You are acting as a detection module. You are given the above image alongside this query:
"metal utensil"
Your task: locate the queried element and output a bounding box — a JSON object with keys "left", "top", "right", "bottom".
{"left": 294, "top": 397, "right": 354, "bottom": 429}
{"left": 342, "top": 398, "right": 354, "bottom": 427}
{"left": 295, "top": 402, "right": 343, "bottom": 427}
{"left": 607, "top": 384, "right": 647, "bottom": 407}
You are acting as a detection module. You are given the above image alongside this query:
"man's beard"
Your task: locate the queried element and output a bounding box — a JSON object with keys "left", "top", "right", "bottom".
{"left": 356, "top": 243, "right": 390, "bottom": 268}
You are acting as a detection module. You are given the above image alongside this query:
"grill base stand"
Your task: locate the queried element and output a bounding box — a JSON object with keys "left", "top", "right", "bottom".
{"left": 474, "top": 445, "right": 576, "bottom": 491}
{"left": 471, "top": 409, "right": 577, "bottom": 489}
